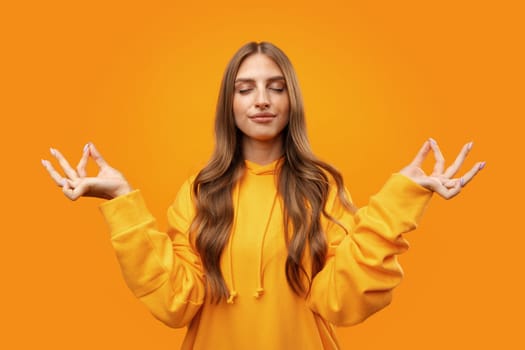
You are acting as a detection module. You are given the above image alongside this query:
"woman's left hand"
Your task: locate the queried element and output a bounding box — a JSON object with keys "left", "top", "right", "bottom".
{"left": 399, "top": 138, "right": 485, "bottom": 199}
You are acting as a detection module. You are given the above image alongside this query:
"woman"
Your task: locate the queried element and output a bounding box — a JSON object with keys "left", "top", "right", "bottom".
{"left": 41, "top": 42, "right": 484, "bottom": 349}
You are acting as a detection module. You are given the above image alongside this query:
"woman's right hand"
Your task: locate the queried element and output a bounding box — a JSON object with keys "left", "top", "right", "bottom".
{"left": 41, "top": 142, "right": 132, "bottom": 201}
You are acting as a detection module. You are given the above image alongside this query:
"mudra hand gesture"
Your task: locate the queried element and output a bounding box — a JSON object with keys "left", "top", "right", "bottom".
{"left": 399, "top": 138, "right": 484, "bottom": 199}
{"left": 42, "top": 138, "right": 484, "bottom": 201}
{"left": 41, "top": 142, "right": 132, "bottom": 200}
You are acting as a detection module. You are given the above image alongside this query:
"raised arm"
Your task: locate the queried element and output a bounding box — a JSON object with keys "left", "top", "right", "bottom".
{"left": 41, "top": 143, "right": 206, "bottom": 327}
{"left": 307, "top": 138, "right": 484, "bottom": 326}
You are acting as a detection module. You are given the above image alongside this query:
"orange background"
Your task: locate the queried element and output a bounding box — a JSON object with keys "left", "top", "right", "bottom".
{"left": 2, "top": 0, "right": 523, "bottom": 349}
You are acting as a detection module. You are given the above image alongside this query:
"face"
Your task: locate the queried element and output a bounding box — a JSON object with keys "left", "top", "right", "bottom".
{"left": 233, "top": 53, "right": 290, "bottom": 146}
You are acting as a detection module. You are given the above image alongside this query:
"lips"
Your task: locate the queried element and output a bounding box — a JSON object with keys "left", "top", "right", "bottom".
{"left": 249, "top": 112, "right": 276, "bottom": 122}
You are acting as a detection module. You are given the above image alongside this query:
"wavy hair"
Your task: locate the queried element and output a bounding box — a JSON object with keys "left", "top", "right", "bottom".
{"left": 191, "top": 42, "right": 354, "bottom": 303}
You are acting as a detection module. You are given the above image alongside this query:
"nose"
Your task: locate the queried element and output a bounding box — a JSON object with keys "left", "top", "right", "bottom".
{"left": 254, "top": 89, "right": 270, "bottom": 109}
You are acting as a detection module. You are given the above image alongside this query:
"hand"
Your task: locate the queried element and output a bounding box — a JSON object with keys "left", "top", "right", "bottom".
{"left": 41, "top": 142, "right": 132, "bottom": 201}
{"left": 399, "top": 138, "right": 485, "bottom": 199}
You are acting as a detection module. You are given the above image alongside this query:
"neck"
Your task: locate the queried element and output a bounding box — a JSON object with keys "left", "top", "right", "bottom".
{"left": 242, "top": 136, "right": 284, "bottom": 165}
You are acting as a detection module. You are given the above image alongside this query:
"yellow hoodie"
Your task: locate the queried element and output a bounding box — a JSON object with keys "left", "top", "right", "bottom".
{"left": 100, "top": 158, "right": 432, "bottom": 349}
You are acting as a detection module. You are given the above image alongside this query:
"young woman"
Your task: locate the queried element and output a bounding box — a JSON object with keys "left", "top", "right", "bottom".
{"left": 42, "top": 42, "right": 484, "bottom": 349}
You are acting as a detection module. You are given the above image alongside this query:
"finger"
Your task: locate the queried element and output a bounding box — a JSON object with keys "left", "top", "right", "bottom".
{"left": 440, "top": 180, "right": 462, "bottom": 199}
{"left": 88, "top": 143, "right": 109, "bottom": 168}
{"left": 62, "top": 178, "right": 93, "bottom": 201}
{"left": 443, "top": 141, "right": 473, "bottom": 178}
{"left": 443, "top": 178, "right": 460, "bottom": 189}
{"left": 65, "top": 177, "right": 113, "bottom": 200}
{"left": 76, "top": 143, "right": 90, "bottom": 177}
{"left": 429, "top": 138, "right": 445, "bottom": 175}
{"left": 409, "top": 140, "right": 431, "bottom": 167}
{"left": 459, "top": 161, "right": 486, "bottom": 188}
{"left": 423, "top": 177, "right": 462, "bottom": 200}
{"left": 62, "top": 179, "right": 79, "bottom": 201}
{"left": 41, "top": 159, "right": 66, "bottom": 187}
{"left": 50, "top": 147, "right": 78, "bottom": 180}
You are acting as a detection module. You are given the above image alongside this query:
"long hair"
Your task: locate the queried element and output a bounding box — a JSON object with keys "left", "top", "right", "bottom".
{"left": 191, "top": 42, "right": 354, "bottom": 303}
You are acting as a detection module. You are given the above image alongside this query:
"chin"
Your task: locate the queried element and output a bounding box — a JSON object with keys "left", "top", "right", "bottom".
{"left": 244, "top": 131, "right": 284, "bottom": 143}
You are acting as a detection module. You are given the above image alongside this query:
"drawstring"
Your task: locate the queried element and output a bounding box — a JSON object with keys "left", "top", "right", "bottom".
{"left": 227, "top": 185, "right": 240, "bottom": 304}
{"left": 253, "top": 191, "right": 278, "bottom": 299}
{"left": 227, "top": 290, "right": 238, "bottom": 304}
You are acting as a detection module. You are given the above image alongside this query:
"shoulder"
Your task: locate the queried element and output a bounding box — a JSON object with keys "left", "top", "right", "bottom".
{"left": 176, "top": 175, "right": 197, "bottom": 197}
{"left": 167, "top": 175, "right": 198, "bottom": 232}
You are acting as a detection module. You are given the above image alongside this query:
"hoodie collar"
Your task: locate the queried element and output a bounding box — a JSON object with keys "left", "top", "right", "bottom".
{"left": 244, "top": 157, "right": 284, "bottom": 175}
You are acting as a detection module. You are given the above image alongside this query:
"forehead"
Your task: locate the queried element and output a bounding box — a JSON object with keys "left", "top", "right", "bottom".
{"left": 235, "top": 53, "right": 284, "bottom": 80}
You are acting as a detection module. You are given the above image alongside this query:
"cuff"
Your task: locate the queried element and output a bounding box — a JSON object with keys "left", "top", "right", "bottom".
{"left": 99, "top": 189, "right": 154, "bottom": 237}
{"left": 370, "top": 173, "right": 433, "bottom": 230}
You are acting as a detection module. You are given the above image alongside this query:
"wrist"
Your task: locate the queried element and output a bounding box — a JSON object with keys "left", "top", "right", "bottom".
{"left": 111, "top": 182, "right": 133, "bottom": 198}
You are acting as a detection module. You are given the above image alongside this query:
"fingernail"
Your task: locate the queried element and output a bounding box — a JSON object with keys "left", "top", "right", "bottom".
{"left": 59, "top": 178, "right": 66, "bottom": 187}
{"left": 50, "top": 147, "right": 56, "bottom": 156}
{"left": 429, "top": 137, "right": 437, "bottom": 145}
{"left": 41, "top": 159, "right": 47, "bottom": 167}
{"left": 467, "top": 141, "right": 473, "bottom": 151}
{"left": 83, "top": 143, "right": 89, "bottom": 153}
{"left": 460, "top": 177, "right": 465, "bottom": 187}
{"left": 479, "top": 161, "right": 486, "bottom": 170}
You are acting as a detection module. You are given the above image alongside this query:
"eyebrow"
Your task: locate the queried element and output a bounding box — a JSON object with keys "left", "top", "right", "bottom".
{"left": 234, "top": 76, "right": 285, "bottom": 84}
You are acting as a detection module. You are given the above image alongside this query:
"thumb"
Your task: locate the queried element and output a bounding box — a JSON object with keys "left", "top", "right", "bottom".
{"left": 88, "top": 143, "right": 109, "bottom": 168}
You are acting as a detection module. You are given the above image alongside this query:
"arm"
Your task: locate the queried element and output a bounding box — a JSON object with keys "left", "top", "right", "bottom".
{"left": 307, "top": 173, "right": 432, "bottom": 326}
{"left": 99, "top": 178, "right": 205, "bottom": 328}
{"left": 307, "top": 138, "right": 484, "bottom": 326}
{"left": 41, "top": 143, "right": 205, "bottom": 328}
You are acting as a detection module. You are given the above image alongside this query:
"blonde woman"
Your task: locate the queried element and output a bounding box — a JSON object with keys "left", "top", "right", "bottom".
{"left": 42, "top": 42, "right": 484, "bottom": 349}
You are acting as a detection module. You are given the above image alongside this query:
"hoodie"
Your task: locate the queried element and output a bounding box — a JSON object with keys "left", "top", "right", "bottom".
{"left": 100, "top": 158, "right": 432, "bottom": 349}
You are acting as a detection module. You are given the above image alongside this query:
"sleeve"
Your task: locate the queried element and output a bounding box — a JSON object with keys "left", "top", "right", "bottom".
{"left": 99, "top": 178, "right": 205, "bottom": 328}
{"left": 306, "top": 173, "right": 433, "bottom": 326}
